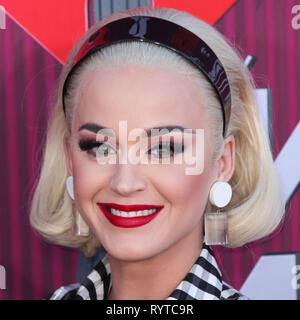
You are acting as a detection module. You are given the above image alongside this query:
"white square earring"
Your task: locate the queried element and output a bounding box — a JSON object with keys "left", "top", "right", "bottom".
{"left": 204, "top": 181, "right": 232, "bottom": 245}
{"left": 66, "top": 176, "right": 89, "bottom": 236}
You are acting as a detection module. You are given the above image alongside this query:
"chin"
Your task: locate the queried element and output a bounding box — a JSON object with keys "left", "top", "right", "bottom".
{"left": 105, "top": 242, "right": 161, "bottom": 262}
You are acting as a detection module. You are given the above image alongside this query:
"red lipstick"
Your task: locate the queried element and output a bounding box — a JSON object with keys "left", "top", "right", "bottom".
{"left": 97, "top": 203, "right": 164, "bottom": 228}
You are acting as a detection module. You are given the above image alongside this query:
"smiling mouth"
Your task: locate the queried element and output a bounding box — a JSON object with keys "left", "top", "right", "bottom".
{"left": 102, "top": 205, "right": 159, "bottom": 217}
{"left": 97, "top": 203, "right": 164, "bottom": 228}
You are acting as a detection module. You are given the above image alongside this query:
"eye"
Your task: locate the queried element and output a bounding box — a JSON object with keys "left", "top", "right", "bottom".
{"left": 96, "top": 143, "right": 116, "bottom": 157}
{"left": 148, "top": 142, "right": 184, "bottom": 158}
{"left": 79, "top": 139, "right": 116, "bottom": 157}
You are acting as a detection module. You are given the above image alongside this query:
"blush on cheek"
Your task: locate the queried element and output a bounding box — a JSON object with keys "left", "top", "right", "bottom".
{"left": 154, "top": 165, "right": 211, "bottom": 207}
{"left": 72, "top": 160, "right": 101, "bottom": 199}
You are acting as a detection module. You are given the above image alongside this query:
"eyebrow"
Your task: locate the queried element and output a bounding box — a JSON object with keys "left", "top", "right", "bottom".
{"left": 78, "top": 123, "right": 196, "bottom": 137}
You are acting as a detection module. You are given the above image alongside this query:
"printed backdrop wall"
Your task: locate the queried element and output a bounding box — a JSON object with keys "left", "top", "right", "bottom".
{"left": 0, "top": 0, "right": 299, "bottom": 299}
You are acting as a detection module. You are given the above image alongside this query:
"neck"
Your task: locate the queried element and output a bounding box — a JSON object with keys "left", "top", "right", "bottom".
{"left": 107, "top": 223, "right": 203, "bottom": 300}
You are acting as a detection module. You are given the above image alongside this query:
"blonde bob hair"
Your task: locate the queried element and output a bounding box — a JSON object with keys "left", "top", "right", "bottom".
{"left": 30, "top": 6, "right": 285, "bottom": 257}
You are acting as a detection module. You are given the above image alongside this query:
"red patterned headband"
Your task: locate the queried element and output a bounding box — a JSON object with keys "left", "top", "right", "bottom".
{"left": 62, "top": 16, "right": 231, "bottom": 136}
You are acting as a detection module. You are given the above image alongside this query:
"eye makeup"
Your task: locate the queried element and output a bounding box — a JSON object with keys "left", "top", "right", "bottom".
{"left": 78, "top": 138, "right": 185, "bottom": 159}
{"left": 76, "top": 122, "right": 197, "bottom": 163}
{"left": 147, "top": 139, "right": 184, "bottom": 158}
{"left": 78, "top": 139, "right": 100, "bottom": 151}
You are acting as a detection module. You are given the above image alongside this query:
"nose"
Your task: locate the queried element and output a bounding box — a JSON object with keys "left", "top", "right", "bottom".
{"left": 109, "top": 163, "right": 147, "bottom": 196}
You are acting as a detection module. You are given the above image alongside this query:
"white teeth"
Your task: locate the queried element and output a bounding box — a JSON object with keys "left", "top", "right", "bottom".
{"left": 109, "top": 207, "right": 158, "bottom": 217}
{"left": 128, "top": 211, "right": 136, "bottom": 217}
{"left": 111, "top": 208, "right": 119, "bottom": 215}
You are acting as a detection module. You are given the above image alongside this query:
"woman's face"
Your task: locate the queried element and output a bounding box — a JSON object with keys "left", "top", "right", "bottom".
{"left": 64, "top": 64, "right": 220, "bottom": 261}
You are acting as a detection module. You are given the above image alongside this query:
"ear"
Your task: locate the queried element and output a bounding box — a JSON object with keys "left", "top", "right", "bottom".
{"left": 63, "top": 133, "right": 73, "bottom": 176}
{"left": 216, "top": 135, "right": 235, "bottom": 182}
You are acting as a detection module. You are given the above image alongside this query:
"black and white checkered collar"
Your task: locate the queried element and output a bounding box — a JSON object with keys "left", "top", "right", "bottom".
{"left": 167, "top": 243, "right": 224, "bottom": 300}
{"left": 48, "top": 243, "right": 247, "bottom": 300}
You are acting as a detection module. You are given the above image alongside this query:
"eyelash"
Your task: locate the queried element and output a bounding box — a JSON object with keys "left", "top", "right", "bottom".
{"left": 78, "top": 139, "right": 184, "bottom": 158}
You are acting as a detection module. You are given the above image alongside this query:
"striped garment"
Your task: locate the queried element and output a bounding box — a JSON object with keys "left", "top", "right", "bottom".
{"left": 45, "top": 243, "right": 248, "bottom": 300}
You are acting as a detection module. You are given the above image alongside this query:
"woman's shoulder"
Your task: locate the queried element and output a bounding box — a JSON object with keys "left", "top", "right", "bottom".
{"left": 220, "top": 282, "right": 249, "bottom": 300}
{"left": 44, "top": 280, "right": 249, "bottom": 300}
{"left": 43, "top": 283, "right": 82, "bottom": 300}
